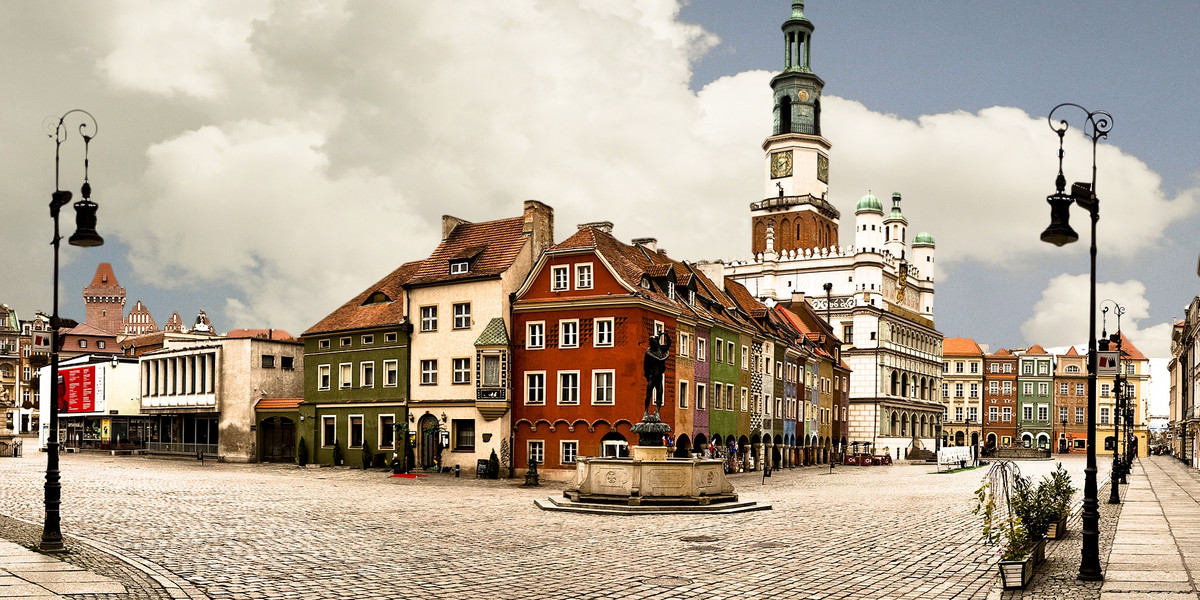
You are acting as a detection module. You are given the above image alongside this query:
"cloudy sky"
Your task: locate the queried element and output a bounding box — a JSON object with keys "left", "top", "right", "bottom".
{"left": 3, "top": 1, "right": 1198, "bottom": 375}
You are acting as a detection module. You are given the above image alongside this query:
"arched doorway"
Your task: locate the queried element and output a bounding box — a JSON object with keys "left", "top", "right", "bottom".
{"left": 971, "top": 432, "right": 979, "bottom": 449}
{"left": 954, "top": 431, "right": 965, "bottom": 446}
{"left": 674, "top": 434, "right": 691, "bottom": 458}
{"left": 259, "top": 416, "right": 296, "bottom": 462}
{"left": 1036, "top": 433, "right": 1050, "bottom": 450}
{"left": 693, "top": 433, "right": 708, "bottom": 455}
{"left": 1021, "top": 432, "right": 1033, "bottom": 448}
{"left": 601, "top": 431, "right": 629, "bottom": 458}
{"left": 419, "top": 414, "right": 440, "bottom": 469}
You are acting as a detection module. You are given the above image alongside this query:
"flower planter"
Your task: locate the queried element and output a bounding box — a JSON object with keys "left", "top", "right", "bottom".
{"left": 998, "top": 557, "right": 1034, "bottom": 589}
{"left": 1047, "top": 516, "right": 1068, "bottom": 540}
{"left": 1032, "top": 539, "right": 1046, "bottom": 564}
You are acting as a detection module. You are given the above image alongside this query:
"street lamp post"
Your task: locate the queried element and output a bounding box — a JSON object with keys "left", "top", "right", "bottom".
{"left": 1061, "top": 417, "right": 1069, "bottom": 453}
{"left": 41, "top": 110, "right": 104, "bottom": 552}
{"left": 1039, "top": 102, "right": 1111, "bottom": 581}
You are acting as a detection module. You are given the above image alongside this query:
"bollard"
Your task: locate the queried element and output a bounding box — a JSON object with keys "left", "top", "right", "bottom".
{"left": 455, "top": 464, "right": 461, "bottom": 477}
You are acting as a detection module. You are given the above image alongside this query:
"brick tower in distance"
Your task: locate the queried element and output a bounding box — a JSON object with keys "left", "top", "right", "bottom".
{"left": 83, "top": 263, "right": 126, "bottom": 335}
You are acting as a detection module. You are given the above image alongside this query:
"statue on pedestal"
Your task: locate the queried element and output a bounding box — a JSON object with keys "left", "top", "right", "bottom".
{"left": 632, "top": 331, "right": 672, "bottom": 447}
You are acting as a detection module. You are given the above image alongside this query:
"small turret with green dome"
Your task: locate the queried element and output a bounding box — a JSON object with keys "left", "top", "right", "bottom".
{"left": 856, "top": 191, "right": 883, "bottom": 214}
{"left": 913, "top": 232, "right": 936, "bottom": 247}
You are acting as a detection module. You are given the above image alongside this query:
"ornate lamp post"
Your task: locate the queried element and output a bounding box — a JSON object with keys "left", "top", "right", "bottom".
{"left": 1101, "top": 301, "right": 1126, "bottom": 501}
{"left": 1039, "top": 102, "right": 1111, "bottom": 581}
{"left": 42, "top": 110, "right": 104, "bottom": 552}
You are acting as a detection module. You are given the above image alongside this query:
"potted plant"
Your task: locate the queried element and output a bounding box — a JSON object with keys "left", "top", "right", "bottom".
{"left": 1043, "top": 462, "right": 1077, "bottom": 539}
{"left": 1008, "top": 474, "right": 1052, "bottom": 564}
{"left": 975, "top": 463, "right": 1043, "bottom": 589}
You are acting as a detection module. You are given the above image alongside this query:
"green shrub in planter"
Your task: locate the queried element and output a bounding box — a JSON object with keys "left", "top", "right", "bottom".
{"left": 1045, "top": 462, "right": 1077, "bottom": 522}
{"left": 297, "top": 438, "right": 308, "bottom": 467}
{"left": 487, "top": 449, "right": 500, "bottom": 479}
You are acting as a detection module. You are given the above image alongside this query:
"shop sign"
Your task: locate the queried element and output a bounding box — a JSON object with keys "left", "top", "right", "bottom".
{"left": 61, "top": 364, "right": 105, "bottom": 414}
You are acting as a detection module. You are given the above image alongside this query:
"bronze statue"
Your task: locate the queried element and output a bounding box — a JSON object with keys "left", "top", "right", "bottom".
{"left": 643, "top": 331, "right": 671, "bottom": 417}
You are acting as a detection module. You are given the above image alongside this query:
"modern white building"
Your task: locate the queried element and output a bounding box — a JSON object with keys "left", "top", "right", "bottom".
{"left": 37, "top": 354, "right": 144, "bottom": 451}
{"left": 717, "top": 1, "right": 944, "bottom": 459}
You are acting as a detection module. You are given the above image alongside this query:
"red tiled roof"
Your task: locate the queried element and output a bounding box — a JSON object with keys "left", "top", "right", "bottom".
{"left": 1025, "top": 344, "right": 1048, "bottom": 355}
{"left": 303, "top": 260, "right": 423, "bottom": 336}
{"left": 1116, "top": 332, "right": 1147, "bottom": 360}
{"left": 88, "top": 262, "right": 120, "bottom": 287}
{"left": 723, "top": 279, "right": 767, "bottom": 318}
{"left": 1062, "top": 346, "right": 1080, "bottom": 356}
{"left": 226, "top": 329, "right": 295, "bottom": 341}
{"left": 406, "top": 217, "right": 528, "bottom": 286}
{"left": 943, "top": 337, "right": 983, "bottom": 356}
{"left": 990, "top": 348, "right": 1013, "bottom": 357}
{"left": 63, "top": 323, "right": 117, "bottom": 338}
{"left": 256, "top": 398, "right": 302, "bottom": 410}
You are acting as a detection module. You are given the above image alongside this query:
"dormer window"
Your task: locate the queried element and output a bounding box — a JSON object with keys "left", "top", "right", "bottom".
{"left": 640, "top": 277, "right": 650, "bottom": 289}
{"left": 450, "top": 260, "right": 469, "bottom": 275}
{"left": 667, "top": 281, "right": 675, "bottom": 301}
{"left": 364, "top": 291, "right": 390, "bottom": 305}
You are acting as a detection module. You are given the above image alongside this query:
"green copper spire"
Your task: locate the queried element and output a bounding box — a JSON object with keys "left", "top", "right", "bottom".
{"left": 793, "top": 1, "right": 805, "bottom": 18}
{"left": 772, "top": 0, "right": 822, "bottom": 136}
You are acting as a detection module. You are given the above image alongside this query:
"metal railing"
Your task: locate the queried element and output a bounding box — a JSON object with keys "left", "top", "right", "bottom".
{"left": 146, "top": 442, "right": 218, "bottom": 456}
{"left": 0, "top": 439, "right": 21, "bottom": 457}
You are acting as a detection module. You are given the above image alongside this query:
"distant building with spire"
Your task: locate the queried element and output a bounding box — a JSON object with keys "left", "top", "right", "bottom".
{"left": 83, "top": 263, "right": 126, "bottom": 335}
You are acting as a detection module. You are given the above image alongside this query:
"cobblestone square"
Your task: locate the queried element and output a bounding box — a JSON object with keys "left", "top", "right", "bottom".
{"left": 0, "top": 451, "right": 1098, "bottom": 599}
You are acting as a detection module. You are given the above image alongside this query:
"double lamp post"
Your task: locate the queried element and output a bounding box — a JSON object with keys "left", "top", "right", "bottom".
{"left": 1038, "top": 102, "right": 1111, "bottom": 581}
{"left": 41, "top": 110, "right": 105, "bottom": 552}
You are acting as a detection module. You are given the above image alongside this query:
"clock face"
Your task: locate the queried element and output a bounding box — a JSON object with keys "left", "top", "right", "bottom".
{"left": 798, "top": 90, "right": 810, "bottom": 102}
{"left": 770, "top": 150, "right": 793, "bottom": 179}
{"left": 817, "top": 154, "right": 829, "bottom": 183}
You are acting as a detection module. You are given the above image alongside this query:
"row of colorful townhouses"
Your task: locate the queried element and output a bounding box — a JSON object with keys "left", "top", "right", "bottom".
{"left": 1168, "top": 296, "right": 1200, "bottom": 468}
{"left": 940, "top": 336, "right": 1152, "bottom": 457}
{"left": 299, "top": 202, "right": 851, "bottom": 476}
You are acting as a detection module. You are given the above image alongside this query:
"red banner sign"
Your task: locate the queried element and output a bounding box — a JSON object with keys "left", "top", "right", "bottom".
{"left": 61, "top": 365, "right": 103, "bottom": 413}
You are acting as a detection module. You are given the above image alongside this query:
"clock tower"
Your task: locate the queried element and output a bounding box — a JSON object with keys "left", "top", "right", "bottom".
{"left": 751, "top": 1, "right": 837, "bottom": 257}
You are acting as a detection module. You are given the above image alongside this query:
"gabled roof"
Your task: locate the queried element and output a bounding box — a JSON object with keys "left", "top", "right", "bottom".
{"left": 407, "top": 217, "right": 527, "bottom": 286}
{"left": 723, "top": 278, "right": 767, "bottom": 319}
{"left": 943, "top": 337, "right": 983, "bottom": 356}
{"left": 88, "top": 262, "right": 120, "bottom": 288}
{"left": 1062, "top": 346, "right": 1080, "bottom": 357}
{"left": 62, "top": 322, "right": 117, "bottom": 338}
{"left": 989, "top": 348, "right": 1013, "bottom": 357}
{"left": 303, "top": 260, "right": 423, "bottom": 336}
{"left": 1025, "top": 344, "right": 1048, "bottom": 355}
{"left": 1115, "top": 332, "right": 1147, "bottom": 361}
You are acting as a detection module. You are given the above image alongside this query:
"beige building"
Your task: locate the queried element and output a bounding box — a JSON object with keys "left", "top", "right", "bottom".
{"left": 405, "top": 201, "right": 553, "bottom": 473}
{"left": 941, "top": 337, "right": 983, "bottom": 449}
{"left": 139, "top": 336, "right": 303, "bottom": 461}
{"left": 1098, "top": 332, "right": 1151, "bottom": 458}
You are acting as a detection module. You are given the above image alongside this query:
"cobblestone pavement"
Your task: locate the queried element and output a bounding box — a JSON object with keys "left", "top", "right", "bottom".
{"left": 0, "top": 451, "right": 1092, "bottom": 600}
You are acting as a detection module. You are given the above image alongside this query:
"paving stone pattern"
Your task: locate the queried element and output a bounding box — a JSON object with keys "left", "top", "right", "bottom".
{"left": 0, "top": 452, "right": 1091, "bottom": 599}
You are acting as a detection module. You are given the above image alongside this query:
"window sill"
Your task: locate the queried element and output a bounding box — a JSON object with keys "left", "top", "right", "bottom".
{"left": 451, "top": 448, "right": 476, "bottom": 453}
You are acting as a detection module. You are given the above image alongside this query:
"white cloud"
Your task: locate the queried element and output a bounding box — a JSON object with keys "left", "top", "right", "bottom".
{"left": 1020, "top": 274, "right": 1172, "bottom": 358}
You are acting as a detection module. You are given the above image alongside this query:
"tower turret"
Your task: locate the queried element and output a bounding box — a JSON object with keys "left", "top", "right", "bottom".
{"left": 82, "top": 263, "right": 126, "bottom": 335}
{"left": 854, "top": 191, "right": 884, "bottom": 255}
{"left": 883, "top": 193, "right": 908, "bottom": 260}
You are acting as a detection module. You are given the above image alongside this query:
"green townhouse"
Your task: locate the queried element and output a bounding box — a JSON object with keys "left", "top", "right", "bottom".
{"left": 299, "top": 261, "right": 422, "bottom": 467}
{"left": 1017, "top": 344, "right": 1055, "bottom": 450}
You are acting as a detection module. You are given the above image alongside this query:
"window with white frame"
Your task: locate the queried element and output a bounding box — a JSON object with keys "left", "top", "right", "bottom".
{"left": 1100, "top": 407, "right": 1110, "bottom": 424}
{"left": 1002, "top": 407, "right": 1012, "bottom": 421}
{"left": 558, "top": 371, "right": 580, "bottom": 405}
{"left": 420, "top": 359, "right": 437, "bottom": 385}
{"left": 955, "top": 406, "right": 964, "bottom": 421}
{"left": 453, "top": 302, "right": 471, "bottom": 329}
{"left": 1003, "top": 363, "right": 1013, "bottom": 373}
{"left": 526, "top": 322, "right": 545, "bottom": 349}
{"left": 360, "top": 362, "right": 375, "bottom": 388}
{"left": 525, "top": 372, "right": 545, "bottom": 405}
{"left": 955, "top": 361, "right": 964, "bottom": 373}
{"left": 1058, "top": 406, "right": 1068, "bottom": 422}
{"left": 1023, "top": 405, "right": 1033, "bottom": 420}
{"left": 697, "top": 338, "right": 707, "bottom": 361}
{"left": 989, "top": 381, "right": 999, "bottom": 394}
{"left": 726, "top": 384, "right": 735, "bottom": 410}
{"left": 728, "top": 341, "right": 735, "bottom": 365}
{"left": 561, "top": 441, "right": 578, "bottom": 464}
{"left": 954, "top": 383, "right": 963, "bottom": 398}
{"left": 697, "top": 382, "right": 707, "bottom": 410}
{"left": 349, "top": 416, "right": 364, "bottom": 448}
{"left": 1037, "top": 405, "right": 1048, "bottom": 421}
{"left": 740, "top": 387, "right": 748, "bottom": 412}
{"left": 560, "top": 319, "right": 579, "bottom": 348}
{"left": 714, "top": 338, "right": 723, "bottom": 362}
{"left": 942, "top": 383, "right": 949, "bottom": 398}
{"left": 551, "top": 265, "right": 569, "bottom": 291}
{"left": 1075, "top": 407, "right": 1084, "bottom": 424}
{"left": 452, "top": 358, "right": 471, "bottom": 384}
{"left": 592, "top": 370, "right": 615, "bottom": 405}
{"left": 969, "top": 407, "right": 978, "bottom": 421}
{"left": 383, "top": 360, "right": 398, "bottom": 387}
{"left": 575, "top": 263, "right": 593, "bottom": 290}
{"left": 1023, "top": 363, "right": 1033, "bottom": 375}
{"left": 322, "top": 416, "right": 336, "bottom": 447}
{"left": 528, "top": 441, "right": 545, "bottom": 465}
{"left": 969, "top": 383, "right": 978, "bottom": 399}
{"left": 990, "top": 363, "right": 998, "bottom": 373}
{"left": 970, "top": 362, "right": 979, "bottom": 374}
{"left": 340, "top": 336, "right": 351, "bottom": 347}
{"left": 453, "top": 419, "right": 475, "bottom": 451}
{"left": 319, "top": 339, "right": 330, "bottom": 350}
{"left": 678, "top": 333, "right": 690, "bottom": 357}
{"left": 593, "top": 318, "right": 613, "bottom": 347}
{"left": 1038, "top": 382, "right": 1048, "bottom": 396}
{"left": 1023, "top": 382, "right": 1033, "bottom": 395}
{"left": 385, "top": 332, "right": 397, "bottom": 343}
{"left": 1003, "top": 381, "right": 1012, "bottom": 394}
{"left": 989, "top": 406, "right": 998, "bottom": 422}
{"left": 420, "top": 306, "right": 437, "bottom": 332}
{"left": 1059, "top": 382, "right": 1068, "bottom": 395}
{"left": 1076, "top": 383, "right": 1084, "bottom": 396}
{"left": 482, "top": 354, "right": 501, "bottom": 387}
{"left": 340, "top": 363, "right": 353, "bottom": 388}
{"left": 362, "top": 334, "right": 374, "bottom": 345}
{"left": 379, "top": 415, "right": 395, "bottom": 449}
{"left": 318, "top": 365, "right": 331, "bottom": 391}
{"left": 450, "top": 260, "right": 469, "bottom": 275}
{"left": 741, "top": 345, "right": 748, "bottom": 370}
{"left": 1039, "top": 363, "right": 1049, "bottom": 375}
{"left": 679, "top": 380, "right": 689, "bottom": 409}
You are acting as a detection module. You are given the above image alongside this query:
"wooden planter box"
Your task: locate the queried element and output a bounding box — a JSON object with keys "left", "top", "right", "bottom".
{"left": 998, "top": 540, "right": 1045, "bottom": 589}
{"left": 998, "top": 558, "right": 1034, "bottom": 589}
{"left": 1047, "top": 517, "right": 1068, "bottom": 540}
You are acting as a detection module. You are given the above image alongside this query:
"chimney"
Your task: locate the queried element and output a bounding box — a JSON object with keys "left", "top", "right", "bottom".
{"left": 522, "top": 200, "right": 554, "bottom": 259}
{"left": 631, "top": 237, "right": 657, "bottom": 253}
{"left": 694, "top": 260, "right": 725, "bottom": 292}
{"left": 442, "top": 215, "right": 470, "bottom": 240}
{"left": 577, "top": 221, "right": 614, "bottom": 234}
{"left": 657, "top": 248, "right": 668, "bottom": 257}
{"left": 791, "top": 292, "right": 806, "bottom": 305}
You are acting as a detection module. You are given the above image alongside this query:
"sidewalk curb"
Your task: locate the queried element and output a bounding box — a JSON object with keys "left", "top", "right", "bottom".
{"left": 5, "top": 514, "right": 209, "bottom": 600}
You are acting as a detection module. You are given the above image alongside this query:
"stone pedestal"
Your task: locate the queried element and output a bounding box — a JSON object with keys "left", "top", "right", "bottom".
{"left": 631, "top": 445, "right": 667, "bottom": 461}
